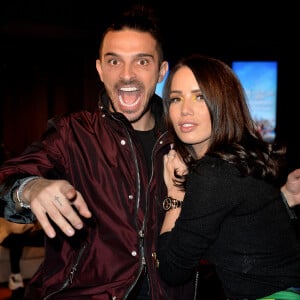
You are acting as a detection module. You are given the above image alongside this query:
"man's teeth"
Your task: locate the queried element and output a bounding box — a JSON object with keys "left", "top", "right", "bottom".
{"left": 120, "top": 87, "right": 138, "bottom": 92}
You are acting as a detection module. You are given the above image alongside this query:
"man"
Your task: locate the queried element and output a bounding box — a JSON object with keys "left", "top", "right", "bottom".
{"left": 0, "top": 4, "right": 193, "bottom": 300}
{"left": 0, "top": 4, "right": 300, "bottom": 300}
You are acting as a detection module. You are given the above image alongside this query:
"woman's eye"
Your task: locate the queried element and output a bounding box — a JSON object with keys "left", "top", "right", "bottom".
{"left": 192, "top": 94, "right": 205, "bottom": 102}
{"left": 169, "top": 97, "right": 181, "bottom": 104}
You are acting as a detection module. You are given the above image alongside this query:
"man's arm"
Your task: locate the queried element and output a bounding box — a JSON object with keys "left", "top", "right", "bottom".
{"left": 0, "top": 175, "right": 36, "bottom": 223}
{"left": 1, "top": 176, "right": 92, "bottom": 238}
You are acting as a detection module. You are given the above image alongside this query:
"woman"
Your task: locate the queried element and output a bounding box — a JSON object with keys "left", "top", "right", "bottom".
{"left": 0, "top": 218, "right": 44, "bottom": 300}
{"left": 157, "top": 54, "right": 300, "bottom": 299}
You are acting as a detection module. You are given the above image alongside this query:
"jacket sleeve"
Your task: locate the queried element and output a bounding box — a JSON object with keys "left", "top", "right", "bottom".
{"left": 0, "top": 177, "right": 37, "bottom": 224}
{"left": 0, "top": 116, "right": 69, "bottom": 223}
{"left": 281, "top": 191, "right": 298, "bottom": 219}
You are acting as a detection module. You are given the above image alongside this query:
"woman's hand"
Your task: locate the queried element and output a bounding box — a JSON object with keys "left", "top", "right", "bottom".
{"left": 281, "top": 168, "right": 300, "bottom": 207}
{"left": 163, "top": 149, "right": 187, "bottom": 198}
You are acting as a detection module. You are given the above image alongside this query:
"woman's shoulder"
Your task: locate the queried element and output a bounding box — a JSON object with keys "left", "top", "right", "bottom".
{"left": 197, "top": 155, "right": 236, "bottom": 171}
{"left": 192, "top": 156, "right": 240, "bottom": 183}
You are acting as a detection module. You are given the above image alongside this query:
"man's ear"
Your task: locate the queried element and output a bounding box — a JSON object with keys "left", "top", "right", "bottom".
{"left": 96, "top": 59, "right": 104, "bottom": 82}
{"left": 158, "top": 61, "right": 169, "bottom": 83}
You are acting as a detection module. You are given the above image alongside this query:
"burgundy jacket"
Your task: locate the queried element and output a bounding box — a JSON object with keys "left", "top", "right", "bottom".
{"left": 0, "top": 93, "right": 195, "bottom": 299}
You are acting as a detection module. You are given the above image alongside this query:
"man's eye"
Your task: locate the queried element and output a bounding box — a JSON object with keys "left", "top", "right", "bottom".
{"left": 138, "top": 59, "right": 149, "bottom": 66}
{"left": 108, "top": 59, "right": 119, "bottom": 65}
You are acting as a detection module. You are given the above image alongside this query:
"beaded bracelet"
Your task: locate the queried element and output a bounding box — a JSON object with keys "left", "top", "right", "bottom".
{"left": 15, "top": 176, "right": 41, "bottom": 209}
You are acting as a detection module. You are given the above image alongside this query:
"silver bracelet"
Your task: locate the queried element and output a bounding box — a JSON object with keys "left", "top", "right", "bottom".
{"left": 15, "top": 176, "right": 41, "bottom": 209}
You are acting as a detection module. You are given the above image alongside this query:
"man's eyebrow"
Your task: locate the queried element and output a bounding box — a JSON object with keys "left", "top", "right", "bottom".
{"left": 103, "top": 53, "right": 154, "bottom": 59}
{"left": 103, "top": 52, "right": 118, "bottom": 57}
{"left": 135, "top": 53, "right": 154, "bottom": 58}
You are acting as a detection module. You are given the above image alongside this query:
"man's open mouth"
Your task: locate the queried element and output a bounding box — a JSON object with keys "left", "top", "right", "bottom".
{"left": 119, "top": 87, "right": 141, "bottom": 108}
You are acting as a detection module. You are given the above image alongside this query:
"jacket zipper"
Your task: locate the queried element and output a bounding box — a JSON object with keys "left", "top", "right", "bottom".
{"left": 116, "top": 117, "right": 145, "bottom": 300}
{"left": 43, "top": 243, "right": 87, "bottom": 299}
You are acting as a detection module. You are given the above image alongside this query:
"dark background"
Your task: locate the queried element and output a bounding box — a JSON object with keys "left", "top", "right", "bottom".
{"left": 1, "top": 0, "right": 299, "bottom": 171}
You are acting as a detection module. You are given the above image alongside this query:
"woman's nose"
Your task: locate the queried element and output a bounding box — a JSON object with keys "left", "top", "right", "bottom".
{"left": 180, "top": 98, "right": 194, "bottom": 115}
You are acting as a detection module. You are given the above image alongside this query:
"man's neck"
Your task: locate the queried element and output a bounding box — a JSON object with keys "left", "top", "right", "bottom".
{"left": 131, "top": 113, "right": 155, "bottom": 131}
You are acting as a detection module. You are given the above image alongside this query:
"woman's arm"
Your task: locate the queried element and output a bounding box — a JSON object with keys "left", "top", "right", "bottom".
{"left": 281, "top": 168, "right": 300, "bottom": 208}
{"left": 160, "top": 150, "right": 186, "bottom": 234}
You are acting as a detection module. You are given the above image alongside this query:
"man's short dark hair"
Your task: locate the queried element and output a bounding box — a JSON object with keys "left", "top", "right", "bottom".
{"left": 99, "top": 4, "right": 165, "bottom": 64}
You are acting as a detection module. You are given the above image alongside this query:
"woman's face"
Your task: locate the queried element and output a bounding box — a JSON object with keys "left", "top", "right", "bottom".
{"left": 168, "top": 66, "right": 211, "bottom": 158}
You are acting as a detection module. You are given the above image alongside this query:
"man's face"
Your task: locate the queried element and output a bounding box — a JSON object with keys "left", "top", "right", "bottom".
{"left": 96, "top": 29, "right": 168, "bottom": 130}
